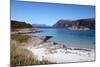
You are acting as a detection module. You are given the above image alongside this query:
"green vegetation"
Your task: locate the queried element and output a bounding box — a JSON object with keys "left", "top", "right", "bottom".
{"left": 11, "top": 20, "right": 33, "bottom": 30}
{"left": 11, "top": 34, "right": 31, "bottom": 43}
{"left": 11, "top": 34, "right": 51, "bottom": 66}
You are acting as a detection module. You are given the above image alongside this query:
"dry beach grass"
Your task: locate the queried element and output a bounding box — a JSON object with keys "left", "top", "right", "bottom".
{"left": 11, "top": 34, "right": 51, "bottom": 66}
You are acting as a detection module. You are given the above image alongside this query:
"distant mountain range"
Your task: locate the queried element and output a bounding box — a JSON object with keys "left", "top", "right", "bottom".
{"left": 32, "top": 24, "right": 53, "bottom": 28}
{"left": 11, "top": 18, "right": 95, "bottom": 30}
{"left": 53, "top": 18, "right": 95, "bottom": 30}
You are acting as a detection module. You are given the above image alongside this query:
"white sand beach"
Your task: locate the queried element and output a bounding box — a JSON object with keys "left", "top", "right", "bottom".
{"left": 26, "top": 36, "right": 95, "bottom": 63}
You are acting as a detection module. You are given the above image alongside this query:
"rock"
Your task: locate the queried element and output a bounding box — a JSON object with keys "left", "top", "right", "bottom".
{"left": 43, "top": 36, "right": 52, "bottom": 42}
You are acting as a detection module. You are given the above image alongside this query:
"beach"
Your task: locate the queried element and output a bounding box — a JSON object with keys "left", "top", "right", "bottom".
{"left": 11, "top": 28, "right": 95, "bottom": 65}
{"left": 26, "top": 34, "right": 95, "bottom": 63}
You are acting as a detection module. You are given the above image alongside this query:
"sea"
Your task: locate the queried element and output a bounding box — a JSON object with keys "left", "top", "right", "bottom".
{"left": 30, "top": 28, "right": 95, "bottom": 49}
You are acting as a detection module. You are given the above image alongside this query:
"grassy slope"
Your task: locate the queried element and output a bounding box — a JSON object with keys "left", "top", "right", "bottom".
{"left": 11, "top": 34, "right": 50, "bottom": 66}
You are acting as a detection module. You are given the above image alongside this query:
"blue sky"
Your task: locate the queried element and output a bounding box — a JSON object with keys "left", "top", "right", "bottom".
{"left": 11, "top": 0, "right": 95, "bottom": 26}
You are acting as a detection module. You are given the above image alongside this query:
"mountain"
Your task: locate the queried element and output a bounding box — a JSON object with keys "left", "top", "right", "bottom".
{"left": 11, "top": 20, "right": 33, "bottom": 29}
{"left": 77, "top": 18, "right": 95, "bottom": 29}
{"left": 53, "top": 18, "right": 95, "bottom": 30}
{"left": 32, "top": 24, "right": 53, "bottom": 28}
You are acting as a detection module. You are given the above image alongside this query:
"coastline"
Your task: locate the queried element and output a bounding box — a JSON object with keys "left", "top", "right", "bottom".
{"left": 11, "top": 29, "right": 95, "bottom": 65}
{"left": 11, "top": 28, "right": 42, "bottom": 34}
{"left": 25, "top": 34, "right": 95, "bottom": 63}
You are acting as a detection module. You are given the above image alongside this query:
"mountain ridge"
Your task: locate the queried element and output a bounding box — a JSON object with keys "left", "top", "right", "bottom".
{"left": 53, "top": 18, "right": 95, "bottom": 30}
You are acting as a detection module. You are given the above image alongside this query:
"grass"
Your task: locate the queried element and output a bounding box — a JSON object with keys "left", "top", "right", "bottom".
{"left": 11, "top": 34, "right": 52, "bottom": 66}
{"left": 11, "top": 34, "right": 30, "bottom": 43}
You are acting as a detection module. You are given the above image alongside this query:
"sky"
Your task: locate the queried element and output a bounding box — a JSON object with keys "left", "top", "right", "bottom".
{"left": 11, "top": 0, "right": 95, "bottom": 26}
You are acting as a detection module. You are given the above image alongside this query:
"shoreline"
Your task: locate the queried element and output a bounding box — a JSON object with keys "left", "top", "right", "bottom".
{"left": 11, "top": 29, "right": 95, "bottom": 64}
{"left": 24, "top": 34, "right": 95, "bottom": 63}
{"left": 11, "top": 28, "right": 42, "bottom": 34}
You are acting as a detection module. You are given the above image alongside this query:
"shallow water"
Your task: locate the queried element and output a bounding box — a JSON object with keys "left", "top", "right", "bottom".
{"left": 30, "top": 28, "right": 95, "bottom": 49}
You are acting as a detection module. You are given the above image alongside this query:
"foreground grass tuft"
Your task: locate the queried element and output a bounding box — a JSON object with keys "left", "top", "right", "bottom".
{"left": 11, "top": 34, "right": 51, "bottom": 66}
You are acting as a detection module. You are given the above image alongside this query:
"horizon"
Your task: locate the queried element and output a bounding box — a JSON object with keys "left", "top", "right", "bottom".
{"left": 11, "top": 0, "right": 95, "bottom": 26}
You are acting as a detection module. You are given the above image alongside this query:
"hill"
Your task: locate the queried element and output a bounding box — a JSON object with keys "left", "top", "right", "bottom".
{"left": 53, "top": 18, "right": 95, "bottom": 30}
{"left": 11, "top": 20, "right": 33, "bottom": 29}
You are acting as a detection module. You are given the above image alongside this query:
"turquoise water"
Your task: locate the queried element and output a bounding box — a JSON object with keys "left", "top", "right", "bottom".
{"left": 31, "top": 28, "right": 95, "bottom": 49}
